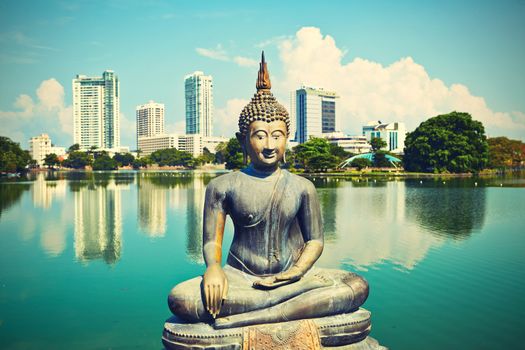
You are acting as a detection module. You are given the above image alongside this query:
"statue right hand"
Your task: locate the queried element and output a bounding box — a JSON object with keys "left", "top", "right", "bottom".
{"left": 203, "top": 263, "right": 228, "bottom": 318}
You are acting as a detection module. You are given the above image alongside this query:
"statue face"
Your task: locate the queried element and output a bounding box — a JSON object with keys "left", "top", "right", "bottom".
{"left": 246, "top": 120, "right": 287, "bottom": 170}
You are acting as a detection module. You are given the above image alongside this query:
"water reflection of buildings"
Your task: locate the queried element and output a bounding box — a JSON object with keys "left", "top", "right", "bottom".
{"left": 138, "top": 178, "right": 167, "bottom": 236}
{"left": 185, "top": 177, "right": 205, "bottom": 263}
{"left": 74, "top": 179, "right": 128, "bottom": 264}
{"left": 138, "top": 173, "right": 208, "bottom": 263}
{"left": 32, "top": 172, "right": 66, "bottom": 209}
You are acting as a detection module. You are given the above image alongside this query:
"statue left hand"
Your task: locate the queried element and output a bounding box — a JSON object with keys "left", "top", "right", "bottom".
{"left": 253, "top": 265, "right": 303, "bottom": 289}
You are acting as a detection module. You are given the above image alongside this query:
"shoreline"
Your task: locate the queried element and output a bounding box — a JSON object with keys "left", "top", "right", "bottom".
{"left": 13, "top": 167, "right": 521, "bottom": 179}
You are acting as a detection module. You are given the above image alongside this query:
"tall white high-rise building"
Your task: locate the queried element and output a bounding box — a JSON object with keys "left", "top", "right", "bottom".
{"left": 289, "top": 91, "right": 297, "bottom": 141}
{"left": 296, "top": 86, "right": 339, "bottom": 144}
{"left": 136, "top": 101, "right": 165, "bottom": 150}
{"left": 185, "top": 71, "right": 213, "bottom": 137}
{"left": 73, "top": 70, "right": 120, "bottom": 150}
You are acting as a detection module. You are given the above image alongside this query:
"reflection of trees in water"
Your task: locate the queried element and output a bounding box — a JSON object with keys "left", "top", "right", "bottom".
{"left": 67, "top": 172, "right": 135, "bottom": 192}
{"left": 405, "top": 180, "right": 486, "bottom": 239}
{"left": 142, "top": 172, "right": 216, "bottom": 189}
{"left": 0, "top": 183, "right": 30, "bottom": 218}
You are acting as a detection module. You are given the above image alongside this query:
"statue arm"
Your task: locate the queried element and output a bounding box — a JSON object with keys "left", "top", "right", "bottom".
{"left": 288, "top": 181, "right": 324, "bottom": 274}
{"left": 202, "top": 181, "right": 228, "bottom": 318}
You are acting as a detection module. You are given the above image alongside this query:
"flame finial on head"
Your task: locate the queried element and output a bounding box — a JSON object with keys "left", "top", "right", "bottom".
{"left": 256, "top": 51, "right": 271, "bottom": 92}
{"left": 238, "top": 51, "right": 289, "bottom": 136}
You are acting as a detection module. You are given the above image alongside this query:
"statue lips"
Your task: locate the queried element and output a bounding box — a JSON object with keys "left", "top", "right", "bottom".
{"left": 262, "top": 149, "right": 277, "bottom": 160}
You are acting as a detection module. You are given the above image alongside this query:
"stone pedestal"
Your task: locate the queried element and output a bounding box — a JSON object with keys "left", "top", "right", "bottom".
{"left": 162, "top": 308, "right": 386, "bottom": 350}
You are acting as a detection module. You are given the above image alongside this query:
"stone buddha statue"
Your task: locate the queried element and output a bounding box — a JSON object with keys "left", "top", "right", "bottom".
{"left": 164, "top": 53, "right": 382, "bottom": 349}
{"left": 168, "top": 52, "right": 369, "bottom": 328}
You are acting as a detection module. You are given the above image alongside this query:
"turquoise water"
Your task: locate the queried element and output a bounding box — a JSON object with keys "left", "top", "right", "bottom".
{"left": 0, "top": 171, "right": 524, "bottom": 349}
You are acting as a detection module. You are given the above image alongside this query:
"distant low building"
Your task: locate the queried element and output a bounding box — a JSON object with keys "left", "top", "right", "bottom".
{"left": 138, "top": 134, "right": 228, "bottom": 157}
{"left": 362, "top": 121, "right": 406, "bottom": 154}
{"left": 29, "top": 134, "right": 66, "bottom": 166}
{"left": 136, "top": 101, "right": 165, "bottom": 150}
{"left": 324, "top": 132, "right": 372, "bottom": 154}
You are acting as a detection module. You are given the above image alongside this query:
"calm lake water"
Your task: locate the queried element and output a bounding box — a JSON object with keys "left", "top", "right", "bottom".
{"left": 1, "top": 171, "right": 524, "bottom": 349}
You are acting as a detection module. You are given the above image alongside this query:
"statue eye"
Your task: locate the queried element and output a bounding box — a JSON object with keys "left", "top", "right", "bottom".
{"left": 253, "top": 131, "right": 267, "bottom": 140}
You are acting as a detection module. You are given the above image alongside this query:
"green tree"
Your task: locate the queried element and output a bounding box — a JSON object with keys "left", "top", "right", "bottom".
{"left": 308, "top": 153, "right": 338, "bottom": 172}
{"left": 370, "top": 137, "right": 387, "bottom": 152}
{"left": 132, "top": 155, "right": 152, "bottom": 169}
{"left": 329, "top": 143, "right": 350, "bottom": 163}
{"left": 68, "top": 143, "right": 80, "bottom": 153}
{"left": 487, "top": 137, "right": 525, "bottom": 168}
{"left": 351, "top": 158, "right": 372, "bottom": 170}
{"left": 403, "top": 112, "right": 489, "bottom": 173}
{"left": 93, "top": 152, "right": 117, "bottom": 170}
{"left": 150, "top": 148, "right": 194, "bottom": 167}
{"left": 44, "top": 153, "right": 60, "bottom": 169}
{"left": 224, "top": 138, "right": 243, "bottom": 170}
{"left": 0, "top": 136, "right": 31, "bottom": 173}
{"left": 293, "top": 138, "right": 338, "bottom": 172}
{"left": 113, "top": 153, "right": 135, "bottom": 167}
{"left": 214, "top": 142, "right": 227, "bottom": 164}
{"left": 196, "top": 147, "right": 215, "bottom": 166}
{"left": 63, "top": 151, "right": 93, "bottom": 169}
{"left": 373, "top": 151, "right": 393, "bottom": 167}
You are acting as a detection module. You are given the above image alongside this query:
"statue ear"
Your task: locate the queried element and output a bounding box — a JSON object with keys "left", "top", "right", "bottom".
{"left": 236, "top": 132, "right": 248, "bottom": 165}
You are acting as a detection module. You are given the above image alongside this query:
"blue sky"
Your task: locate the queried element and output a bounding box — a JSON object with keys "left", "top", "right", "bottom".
{"left": 1, "top": 0, "right": 524, "bottom": 148}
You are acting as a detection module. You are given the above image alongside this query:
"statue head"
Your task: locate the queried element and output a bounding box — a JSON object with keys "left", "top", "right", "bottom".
{"left": 237, "top": 52, "right": 290, "bottom": 170}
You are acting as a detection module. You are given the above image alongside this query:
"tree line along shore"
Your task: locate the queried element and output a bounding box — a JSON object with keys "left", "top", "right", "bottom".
{"left": 2, "top": 112, "right": 524, "bottom": 175}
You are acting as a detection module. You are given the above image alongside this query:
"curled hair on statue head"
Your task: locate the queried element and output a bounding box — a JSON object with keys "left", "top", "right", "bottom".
{"left": 237, "top": 51, "right": 290, "bottom": 138}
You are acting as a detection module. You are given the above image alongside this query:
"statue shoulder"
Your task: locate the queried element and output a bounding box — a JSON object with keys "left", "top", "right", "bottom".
{"left": 282, "top": 170, "right": 317, "bottom": 195}
{"left": 206, "top": 171, "right": 241, "bottom": 194}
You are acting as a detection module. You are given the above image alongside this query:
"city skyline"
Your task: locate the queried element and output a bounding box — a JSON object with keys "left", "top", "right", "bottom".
{"left": 1, "top": 0, "right": 524, "bottom": 149}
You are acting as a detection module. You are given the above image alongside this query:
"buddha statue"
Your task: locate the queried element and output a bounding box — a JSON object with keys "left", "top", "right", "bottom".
{"left": 167, "top": 52, "right": 369, "bottom": 333}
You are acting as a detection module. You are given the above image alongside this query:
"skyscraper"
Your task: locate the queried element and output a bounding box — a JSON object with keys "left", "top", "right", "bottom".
{"left": 184, "top": 71, "right": 213, "bottom": 136}
{"left": 296, "top": 86, "right": 339, "bottom": 143}
{"left": 289, "top": 91, "right": 297, "bottom": 141}
{"left": 73, "top": 70, "right": 120, "bottom": 150}
{"left": 136, "top": 101, "right": 165, "bottom": 149}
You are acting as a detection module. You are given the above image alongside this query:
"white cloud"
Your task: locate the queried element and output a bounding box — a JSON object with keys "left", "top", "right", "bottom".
{"left": 233, "top": 56, "right": 258, "bottom": 67}
{"left": 0, "top": 78, "right": 72, "bottom": 147}
{"left": 276, "top": 27, "right": 525, "bottom": 139}
{"left": 196, "top": 45, "right": 258, "bottom": 68}
{"left": 214, "top": 98, "right": 249, "bottom": 137}
{"left": 196, "top": 45, "right": 229, "bottom": 61}
{"left": 255, "top": 35, "right": 289, "bottom": 49}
